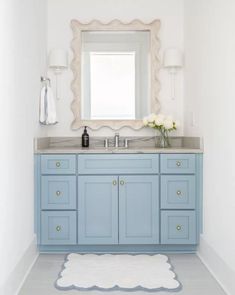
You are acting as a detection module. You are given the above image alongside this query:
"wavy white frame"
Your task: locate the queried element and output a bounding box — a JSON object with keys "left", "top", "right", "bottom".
{"left": 70, "top": 19, "right": 161, "bottom": 130}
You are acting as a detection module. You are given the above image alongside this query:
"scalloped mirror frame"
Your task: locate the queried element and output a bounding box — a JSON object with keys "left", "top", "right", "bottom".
{"left": 70, "top": 19, "right": 161, "bottom": 130}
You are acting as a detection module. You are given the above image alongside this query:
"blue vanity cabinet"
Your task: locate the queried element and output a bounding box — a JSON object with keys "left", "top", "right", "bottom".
{"left": 35, "top": 152, "right": 203, "bottom": 252}
{"left": 78, "top": 176, "right": 118, "bottom": 245}
{"left": 119, "top": 175, "right": 159, "bottom": 244}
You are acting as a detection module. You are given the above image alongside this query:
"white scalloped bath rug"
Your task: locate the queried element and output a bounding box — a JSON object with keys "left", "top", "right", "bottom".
{"left": 56, "top": 253, "right": 181, "bottom": 292}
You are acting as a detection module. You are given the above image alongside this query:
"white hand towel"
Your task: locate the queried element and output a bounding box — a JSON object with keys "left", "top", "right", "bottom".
{"left": 39, "top": 85, "right": 57, "bottom": 125}
{"left": 46, "top": 86, "right": 57, "bottom": 124}
{"left": 39, "top": 86, "right": 46, "bottom": 124}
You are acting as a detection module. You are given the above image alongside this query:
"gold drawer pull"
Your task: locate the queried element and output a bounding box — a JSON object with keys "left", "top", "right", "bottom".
{"left": 176, "top": 190, "right": 182, "bottom": 196}
{"left": 112, "top": 180, "right": 117, "bottom": 186}
{"left": 56, "top": 225, "right": 61, "bottom": 232}
{"left": 120, "top": 180, "right": 125, "bottom": 185}
{"left": 56, "top": 161, "right": 61, "bottom": 168}
{"left": 176, "top": 225, "right": 182, "bottom": 231}
{"left": 56, "top": 190, "right": 61, "bottom": 196}
{"left": 176, "top": 161, "right": 181, "bottom": 167}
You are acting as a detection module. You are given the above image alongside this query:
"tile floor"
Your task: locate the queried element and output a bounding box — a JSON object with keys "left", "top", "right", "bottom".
{"left": 19, "top": 254, "right": 226, "bottom": 295}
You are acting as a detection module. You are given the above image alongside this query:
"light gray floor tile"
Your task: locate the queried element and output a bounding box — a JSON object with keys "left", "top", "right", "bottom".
{"left": 19, "top": 254, "right": 226, "bottom": 295}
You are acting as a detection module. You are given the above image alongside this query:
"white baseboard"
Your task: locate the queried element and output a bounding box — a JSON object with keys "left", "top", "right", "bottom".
{"left": 197, "top": 236, "right": 235, "bottom": 295}
{"left": 0, "top": 235, "right": 39, "bottom": 295}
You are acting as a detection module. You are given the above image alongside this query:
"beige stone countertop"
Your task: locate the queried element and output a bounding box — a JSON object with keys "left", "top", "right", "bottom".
{"left": 35, "top": 147, "right": 203, "bottom": 154}
{"left": 34, "top": 136, "right": 203, "bottom": 154}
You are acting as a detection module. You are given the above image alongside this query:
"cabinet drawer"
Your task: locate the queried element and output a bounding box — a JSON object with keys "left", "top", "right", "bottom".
{"left": 41, "top": 155, "right": 76, "bottom": 174}
{"left": 161, "top": 175, "right": 196, "bottom": 209}
{"left": 161, "top": 211, "right": 196, "bottom": 244}
{"left": 41, "top": 176, "right": 76, "bottom": 210}
{"left": 78, "top": 154, "right": 159, "bottom": 174}
{"left": 160, "top": 154, "right": 195, "bottom": 174}
{"left": 41, "top": 211, "right": 76, "bottom": 245}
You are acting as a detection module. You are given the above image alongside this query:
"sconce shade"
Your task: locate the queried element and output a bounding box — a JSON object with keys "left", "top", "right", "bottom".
{"left": 163, "top": 48, "right": 183, "bottom": 68}
{"left": 48, "top": 49, "right": 68, "bottom": 69}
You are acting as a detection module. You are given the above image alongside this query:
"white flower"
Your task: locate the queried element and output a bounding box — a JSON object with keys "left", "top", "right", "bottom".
{"left": 148, "top": 113, "right": 158, "bottom": 123}
{"left": 163, "top": 119, "right": 174, "bottom": 130}
{"left": 143, "top": 113, "right": 178, "bottom": 132}
{"left": 143, "top": 117, "right": 149, "bottom": 126}
{"left": 155, "top": 114, "right": 165, "bottom": 126}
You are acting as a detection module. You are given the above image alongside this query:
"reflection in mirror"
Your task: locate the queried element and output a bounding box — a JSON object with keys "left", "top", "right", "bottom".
{"left": 89, "top": 52, "right": 135, "bottom": 119}
{"left": 81, "top": 31, "right": 150, "bottom": 120}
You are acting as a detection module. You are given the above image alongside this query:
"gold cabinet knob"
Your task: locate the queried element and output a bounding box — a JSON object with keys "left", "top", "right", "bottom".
{"left": 56, "top": 225, "right": 61, "bottom": 232}
{"left": 120, "top": 180, "right": 125, "bottom": 185}
{"left": 56, "top": 190, "right": 61, "bottom": 196}
{"left": 112, "top": 180, "right": 117, "bottom": 186}
{"left": 176, "top": 190, "right": 182, "bottom": 196}
{"left": 56, "top": 161, "right": 61, "bottom": 168}
{"left": 176, "top": 225, "right": 182, "bottom": 231}
{"left": 176, "top": 161, "right": 181, "bottom": 167}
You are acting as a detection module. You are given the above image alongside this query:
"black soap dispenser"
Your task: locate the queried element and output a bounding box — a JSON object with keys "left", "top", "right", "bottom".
{"left": 82, "top": 126, "right": 89, "bottom": 148}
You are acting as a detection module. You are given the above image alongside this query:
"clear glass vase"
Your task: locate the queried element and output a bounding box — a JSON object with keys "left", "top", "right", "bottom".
{"left": 155, "top": 130, "right": 171, "bottom": 148}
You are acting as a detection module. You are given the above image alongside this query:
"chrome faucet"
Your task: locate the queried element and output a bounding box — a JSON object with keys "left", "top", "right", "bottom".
{"left": 114, "top": 133, "right": 120, "bottom": 148}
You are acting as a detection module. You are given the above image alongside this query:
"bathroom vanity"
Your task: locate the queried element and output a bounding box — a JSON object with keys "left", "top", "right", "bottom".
{"left": 34, "top": 20, "right": 203, "bottom": 254}
{"left": 35, "top": 137, "right": 203, "bottom": 253}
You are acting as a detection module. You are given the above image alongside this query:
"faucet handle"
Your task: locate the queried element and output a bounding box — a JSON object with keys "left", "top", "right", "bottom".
{"left": 124, "top": 138, "right": 129, "bottom": 148}
{"left": 114, "top": 133, "right": 120, "bottom": 148}
{"left": 104, "top": 138, "right": 109, "bottom": 148}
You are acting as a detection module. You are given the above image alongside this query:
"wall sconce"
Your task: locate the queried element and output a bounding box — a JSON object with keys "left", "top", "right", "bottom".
{"left": 163, "top": 48, "right": 183, "bottom": 100}
{"left": 48, "top": 49, "right": 68, "bottom": 100}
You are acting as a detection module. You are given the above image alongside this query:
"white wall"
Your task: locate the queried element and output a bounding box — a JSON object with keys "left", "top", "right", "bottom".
{"left": 184, "top": 0, "right": 235, "bottom": 293}
{"left": 0, "top": 0, "right": 47, "bottom": 293}
{"left": 46, "top": 0, "right": 184, "bottom": 137}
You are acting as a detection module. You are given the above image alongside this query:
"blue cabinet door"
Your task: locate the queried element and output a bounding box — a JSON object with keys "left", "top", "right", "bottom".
{"left": 78, "top": 176, "right": 118, "bottom": 245}
{"left": 119, "top": 175, "right": 159, "bottom": 244}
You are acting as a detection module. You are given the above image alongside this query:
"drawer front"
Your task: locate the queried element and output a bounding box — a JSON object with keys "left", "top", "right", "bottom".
{"left": 160, "top": 154, "right": 195, "bottom": 174}
{"left": 78, "top": 154, "right": 159, "bottom": 175}
{"left": 161, "top": 211, "right": 196, "bottom": 244}
{"left": 41, "top": 155, "right": 76, "bottom": 174}
{"left": 41, "top": 211, "right": 76, "bottom": 245}
{"left": 161, "top": 175, "right": 196, "bottom": 209}
{"left": 41, "top": 176, "right": 76, "bottom": 210}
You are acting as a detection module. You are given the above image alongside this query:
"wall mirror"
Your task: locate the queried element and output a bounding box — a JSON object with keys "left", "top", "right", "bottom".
{"left": 70, "top": 19, "right": 161, "bottom": 130}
